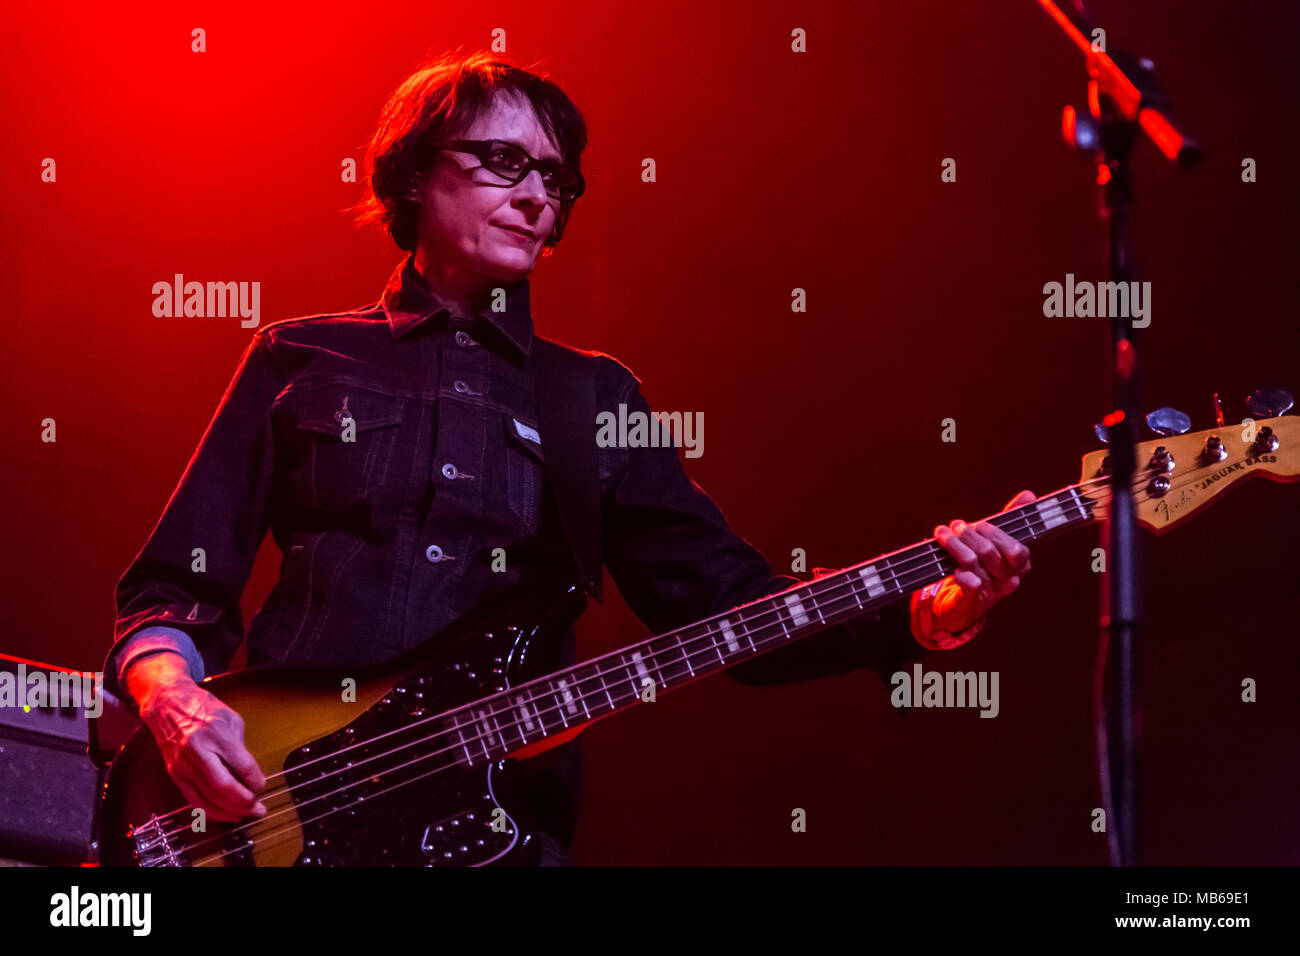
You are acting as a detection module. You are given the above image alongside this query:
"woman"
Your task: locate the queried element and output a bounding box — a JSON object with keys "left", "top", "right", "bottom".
{"left": 105, "top": 51, "right": 1032, "bottom": 866}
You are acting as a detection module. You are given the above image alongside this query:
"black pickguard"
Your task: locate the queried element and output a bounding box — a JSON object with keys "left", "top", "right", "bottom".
{"left": 280, "top": 632, "right": 538, "bottom": 865}
{"left": 274, "top": 585, "right": 586, "bottom": 866}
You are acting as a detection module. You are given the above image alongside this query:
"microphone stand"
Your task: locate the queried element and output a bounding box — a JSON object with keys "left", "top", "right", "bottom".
{"left": 1036, "top": 0, "right": 1201, "bottom": 867}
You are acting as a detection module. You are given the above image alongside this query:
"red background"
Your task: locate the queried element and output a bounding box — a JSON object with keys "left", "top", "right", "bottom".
{"left": 2, "top": 0, "right": 1298, "bottom": 864}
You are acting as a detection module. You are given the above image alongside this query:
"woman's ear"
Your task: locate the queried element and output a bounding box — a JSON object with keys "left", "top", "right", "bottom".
{"left": 404, "top": 169, "right": 428, "bottom": 204}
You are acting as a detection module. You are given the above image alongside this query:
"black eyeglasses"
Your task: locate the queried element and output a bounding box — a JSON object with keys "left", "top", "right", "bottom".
{"left": 437, "top": 139, "right": 585, "bottom": 203}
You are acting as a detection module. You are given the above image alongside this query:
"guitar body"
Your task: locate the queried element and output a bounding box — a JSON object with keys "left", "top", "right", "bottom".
{"left": 97, "top": 581, "right": 588, "bottom": 867}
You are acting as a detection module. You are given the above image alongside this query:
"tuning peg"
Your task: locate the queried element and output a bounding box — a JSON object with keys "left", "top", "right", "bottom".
{"left": 1246, "top": 387, "right": 1294, "bottom": 419}
{"left": 1145, "top": 407, "right": 1191, "bottom": 437}
{"left": 1093, "top": 422, "right": 1110, "bottom": 444}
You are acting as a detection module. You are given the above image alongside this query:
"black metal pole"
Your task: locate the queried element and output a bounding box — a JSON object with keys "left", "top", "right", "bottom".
{"left": 1037, "top": 0, "right": 1201, "bottom": 868}
{"left": 1097, "top": 110, "right": 1141, "bottom": 867}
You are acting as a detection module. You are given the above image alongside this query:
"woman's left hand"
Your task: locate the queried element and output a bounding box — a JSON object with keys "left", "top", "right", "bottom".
{"left": 927, "top": 489, "right": 1036, "bottom": 636}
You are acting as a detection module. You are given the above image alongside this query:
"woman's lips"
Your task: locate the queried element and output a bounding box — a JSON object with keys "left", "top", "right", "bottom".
{"left": 496, "top": 225, "right": 535, "bottom": 240}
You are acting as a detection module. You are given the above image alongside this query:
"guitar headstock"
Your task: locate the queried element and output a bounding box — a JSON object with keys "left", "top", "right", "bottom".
{"left": 1079, "top": 412, "right": 1299, "bottom": 534}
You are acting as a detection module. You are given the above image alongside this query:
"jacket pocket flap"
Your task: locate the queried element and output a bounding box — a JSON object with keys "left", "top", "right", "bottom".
{"left": 294, "top": 384, "right": 404, "bottom": 436}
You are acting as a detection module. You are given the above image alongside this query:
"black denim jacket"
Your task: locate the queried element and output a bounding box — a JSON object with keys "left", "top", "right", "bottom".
{"left": 105, "top": 254, "right": 930, "bottom": 847}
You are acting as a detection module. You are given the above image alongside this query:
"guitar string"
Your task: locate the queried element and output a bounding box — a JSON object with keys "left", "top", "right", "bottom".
{"left": 138, "top": 481, "right": 1096, "bottom": 843}
{"left": 144, "top": 476, "right": 1128, "bottom": 848}
{"left": 175, "top": 485, "right": 1157, "bottom": 867}
{"left": 188, "top": 484, "right": 1148, "bottom": 867}
{"left": 149, "top": 460, "right": 1178, "bottom": 863}
{"left": 153, "top": 480, "right": 1133, "bottom": 861}
{"left": 155, "top": 497, "right": 1089, "bottom": 863}
{"left": 182, "top": 503, "right": 1098, "bottom": 866}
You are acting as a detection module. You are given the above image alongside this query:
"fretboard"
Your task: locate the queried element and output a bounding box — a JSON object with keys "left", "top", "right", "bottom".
{"left": 441, "top": 485, "right": 1098, "bottom": 768}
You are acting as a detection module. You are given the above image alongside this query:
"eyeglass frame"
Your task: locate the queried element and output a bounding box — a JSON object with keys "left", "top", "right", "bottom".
{"left": 435, "top": 138, "right": 586, "bottom": 203}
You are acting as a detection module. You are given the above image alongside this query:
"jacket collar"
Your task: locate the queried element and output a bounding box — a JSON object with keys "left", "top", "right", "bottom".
{"left": 380, "top": 253, "right": 534, "bottom": 360}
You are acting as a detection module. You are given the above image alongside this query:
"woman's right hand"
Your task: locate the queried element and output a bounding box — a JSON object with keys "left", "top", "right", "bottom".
{"left": 128, "top": 654, "right": 268, "bottom": 823}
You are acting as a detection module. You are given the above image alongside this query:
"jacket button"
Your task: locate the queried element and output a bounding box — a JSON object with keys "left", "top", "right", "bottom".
{"left": 454, "top": 331, "right": 474, "bottom": 347}
{"left": 425, "top": 545, "right": 445, "bottom": 563}
{"left": 441, "top": 463, "right": 458, "bottom": 480}
{"left": 452, "top": 380, "right": 469, "bottom": 393}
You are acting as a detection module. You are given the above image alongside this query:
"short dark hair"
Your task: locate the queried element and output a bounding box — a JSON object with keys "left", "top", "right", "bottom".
{"left": 349, "top": 49, "right": 588, "bottom": 253}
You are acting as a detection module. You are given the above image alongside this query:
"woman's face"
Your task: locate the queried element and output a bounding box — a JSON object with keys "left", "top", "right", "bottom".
{"left": 413, "top": 93, "right": 564, "bottom": 289}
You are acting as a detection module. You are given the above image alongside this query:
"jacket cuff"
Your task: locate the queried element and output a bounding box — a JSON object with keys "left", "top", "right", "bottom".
{"left": 110, "top": 626, "right": 206, "bottom": 705}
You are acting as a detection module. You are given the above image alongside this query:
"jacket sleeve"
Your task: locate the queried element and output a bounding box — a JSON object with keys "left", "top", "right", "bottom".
{"left": 597, "top": 365, "right": 934, "bottom": 687}
{"left": 104, "top": 330, "right": 287, "bottom": 711}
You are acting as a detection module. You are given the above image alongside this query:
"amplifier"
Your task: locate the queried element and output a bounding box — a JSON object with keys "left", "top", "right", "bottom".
{"left": 0, "top": 654, "right": 104, "bottom": 865}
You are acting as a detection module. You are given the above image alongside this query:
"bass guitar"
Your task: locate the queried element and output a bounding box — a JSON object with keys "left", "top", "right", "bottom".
{"left": 97, "top": 402, "right": 1298, "bottom": 865}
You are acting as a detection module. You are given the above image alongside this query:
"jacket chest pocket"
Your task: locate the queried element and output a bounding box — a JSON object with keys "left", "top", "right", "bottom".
{"left": 288, "top": 383, "right": 406, "bottom": 514}
{"left": 503, "top": 412, "right": 546, "bottom": 531}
